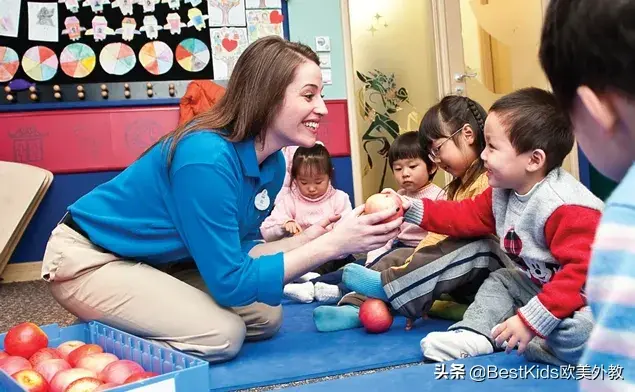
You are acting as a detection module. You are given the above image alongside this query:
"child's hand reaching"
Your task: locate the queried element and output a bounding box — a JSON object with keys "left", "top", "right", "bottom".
{"left": 491, "top": 315, "right": 536, "bottom": 355}
{"left": 283, "top": 220, "right": 303, "bottom": 236}
{"left": 380, "top": 188, "right": 412, "bottom": 210}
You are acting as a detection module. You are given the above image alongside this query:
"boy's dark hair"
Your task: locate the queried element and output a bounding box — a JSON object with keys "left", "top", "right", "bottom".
{"left": 539, "top": 0, "right": 635, "bottom": 112}
{"left": 291, "top": 143, "right": 333, "bottom": 180}
{"left": 388, "top": 131, "right": 437, "bottom": 177}
{"left": 490, "top": 87, "right": 573, "bottom": 173}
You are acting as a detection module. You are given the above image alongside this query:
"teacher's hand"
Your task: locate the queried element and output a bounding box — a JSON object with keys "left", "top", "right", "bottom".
{"left": 302, "top": 214, "right": 342, "bottom": 242}
{"left": 327, "top": 205, "right": 402, "bottom": 256}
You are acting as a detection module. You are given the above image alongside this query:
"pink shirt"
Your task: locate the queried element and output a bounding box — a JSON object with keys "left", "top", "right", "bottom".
{"left": 260, "top": 182, "right": 352, "bottom": 242}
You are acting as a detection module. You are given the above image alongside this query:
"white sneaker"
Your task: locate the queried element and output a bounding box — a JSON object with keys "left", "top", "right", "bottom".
{"left": 421, "top": 329, "right": 493, "bottom": 362}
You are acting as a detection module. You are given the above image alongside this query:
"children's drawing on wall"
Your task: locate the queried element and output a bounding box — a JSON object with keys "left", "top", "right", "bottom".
{"left": 0, "top": 0, "right": 21, "bottom": 38}
{"left": 210, "top": 26, "right": 247, "bottom": 79}
{"left": 356, "top": 69, "right": 417, "bottom": 192}
{"left": 207, "top": 0, "right": 245, "bottom": 26}
{"left": 244, "top": 0, "right": 280, "bottom": 8}
{"left": 28, "top": 2, "right": 59, "bottom": 42}
{"left": 246, "top": 9, "right": 283, "bottom": 43}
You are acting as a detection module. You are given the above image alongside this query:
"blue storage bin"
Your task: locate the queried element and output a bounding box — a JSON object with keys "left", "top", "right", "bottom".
{"left": 0, "top": 321, "right": 209, "bottom": 391}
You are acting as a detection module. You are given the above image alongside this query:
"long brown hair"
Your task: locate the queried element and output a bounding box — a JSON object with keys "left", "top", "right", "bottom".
{"left": 147, "top": 36, "right": 320, "bottom": 170}
{"left": 419, "top": 96, "right": 487, "bottom": 200}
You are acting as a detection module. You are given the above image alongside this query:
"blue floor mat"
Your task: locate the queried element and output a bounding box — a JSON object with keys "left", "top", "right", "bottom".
{"left": 208, "top": 302, "right": 453, "bottom": 391}
{"left": 285, "top": 352, "right": 579, "bottom": 391}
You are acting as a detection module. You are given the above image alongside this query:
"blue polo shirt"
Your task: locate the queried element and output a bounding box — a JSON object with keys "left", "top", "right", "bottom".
{"left": 68, "top": 131, "right": 286, "bottom": 307}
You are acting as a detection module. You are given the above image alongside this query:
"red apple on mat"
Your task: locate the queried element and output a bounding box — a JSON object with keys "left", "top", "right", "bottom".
{"left": 30, "top": 347, "right": 63, "bottom": 366}
{"left": 75, "top": 353, "right": 118, "bottom": 374}
{"left": 364, "top": 193, "right": 404, "bottom": 224}
{"left": 0, "top": 350, "right": 8, "bottom": 360}
{"left": 49, "top": 368, "right": 97, "bottom": 392}
{"left": 0, "top": 355, "right": 32, "bottom": 375}
{"left": 67, "top": 345, "right": 103, "bottom": 368}
{"left": 98, "top": 360, "right": 144, "bottom": 385}
{"left": 57, "top": 341, "right": 85, "bottom": 361}
{"left": 63, "top": 376, "right": 103, "bottom": 392}
{"left": 359, "top": 299, "right": 394, "bottom": 334}
{"left": 124, "top": 371, "right": 159, "bottom": 384}
{"left": 11, "top": 369, "right": 49, "bottom": 392}
{"left": 35, "top": 358, "right": 72, "bottom": 383}
{"left": 4, "top": 323, "right": 49, "bottom": 359}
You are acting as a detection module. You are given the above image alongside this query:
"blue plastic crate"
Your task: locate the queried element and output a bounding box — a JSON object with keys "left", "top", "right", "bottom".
{"left": 0, "top": 321, "right": 209, "bottom": 391}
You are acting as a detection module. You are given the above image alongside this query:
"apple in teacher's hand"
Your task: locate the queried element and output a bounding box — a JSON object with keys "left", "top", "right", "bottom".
{"left": 98, "top": 360, "right": 145, "bottom": 385}
{"left": 363, "top": 193, "right": 404, "bottom": 224}
{"left": 56, "top": 341, "right": 85, "bottom": 361}
{"left": 0, "top": 355, "right": 32, "bottom": 375}
{"left": 35, "top": 358, "right": 72, "bottom": 383}
{"left": 11, "top": 369, "right": 49, "bottom": 392}
{"left": 75, "top": 353, "right": 118, "bottom": 374}
{"left": 49, "top": 368, "right": 97, "bottom": 392}
{"left": 63, "top": 376, "right": 103, "bottom": 392}
{"left": 30, "top": 347, "right": 63, "bottom": 366}
{"left": 4, "top": 322, "right": 49, "bottom": 359}
{"left": 67, "top": 344, "right": 103, "bottom": 368}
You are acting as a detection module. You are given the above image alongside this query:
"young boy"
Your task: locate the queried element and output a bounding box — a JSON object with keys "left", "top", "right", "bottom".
{"left": 343, "top": 87, "right": 603, "bottom": 366}
{"left": 539, "top": 0, "right": 635, "bottom": 388}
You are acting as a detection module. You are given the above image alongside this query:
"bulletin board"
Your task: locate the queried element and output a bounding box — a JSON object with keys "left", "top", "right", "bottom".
{"left": 0, "top": 0, "right": 288, "bottom": 109}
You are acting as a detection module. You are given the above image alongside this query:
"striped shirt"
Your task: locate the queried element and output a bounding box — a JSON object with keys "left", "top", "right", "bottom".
{"left": 580, "top": 162, "right": 635, "bottom": 392}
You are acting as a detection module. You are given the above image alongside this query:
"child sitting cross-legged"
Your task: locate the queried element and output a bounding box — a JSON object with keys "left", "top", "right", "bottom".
{"left": 342, "top": 87, "right": 603, "bottom": 366}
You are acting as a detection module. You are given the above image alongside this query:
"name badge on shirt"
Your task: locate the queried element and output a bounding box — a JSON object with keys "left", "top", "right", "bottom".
{"left": 255, "top": 189, "right": 270, "bottom": 211}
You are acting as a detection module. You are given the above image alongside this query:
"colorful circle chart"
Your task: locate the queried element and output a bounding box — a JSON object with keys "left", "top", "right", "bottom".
{"left": 139, "top": 41, "right": 173, "bottom": 76}
{"left": 175, "top": 38, "right": 210, "bottom": 73}
{"left": 100, "top": 43, "right": 136, "bottom": 76}
{"left": 60, "top": 43, "right": 96, "bottom": 79}
{"left": 0, "top": 46, "right": 19, "bottom": 82}
{"left": 21, "top": 46, "right": 58, "bottom": 82}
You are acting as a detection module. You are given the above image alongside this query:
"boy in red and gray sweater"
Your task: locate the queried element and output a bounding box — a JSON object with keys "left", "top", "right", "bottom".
{"left": 343, "top": 88, "right": 603, "bottom": 366}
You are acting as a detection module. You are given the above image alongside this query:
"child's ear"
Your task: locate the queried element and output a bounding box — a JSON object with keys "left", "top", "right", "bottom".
{"left": 577, "top": 86, "right": 618, "bottom": 134}
{"left": 462, "top": 125, "right": 475, "bottom": 145}
{"left": 526, "top": 149, "right": 547, "bottom": 174}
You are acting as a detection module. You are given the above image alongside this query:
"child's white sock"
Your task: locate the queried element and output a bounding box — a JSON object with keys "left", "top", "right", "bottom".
{"left": 420, "top": 329, "right": 493, "bottom": 362}
{"left": 283, "top": 282, "right": 315, "bottom": 303}
{"left": 296, "top": 272, "right": 321, "bottom": 283}
{"left": 314, "top": 282, "right": 342, "bottom": 304}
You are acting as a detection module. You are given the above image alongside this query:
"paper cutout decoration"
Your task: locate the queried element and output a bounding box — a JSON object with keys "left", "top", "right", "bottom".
{"left": 60, "top": 43, "right": 96, "bottom": 78}
{"left": 21, "top": 46, "right": 58, "bottom": 82}
{"left": 140, "top": 15, "right": 162, "bottom": 39}
{"left": 115, "top": 17, "right": 141, "bottom": 41}
{"left": 183, "top": 0, "right": 201, "bottom": 7}
{"left": 208, "top": 0, "right": 245, "bottom": 27}
{"left": 61, "top": 16, "right": 85, "bottom": 41}
{"left": 58, "top": 0, "right": 79, "bottom": 13}
{"left": 246, "top": 9, "right": 283, "bottom": 43}
{"left": 28, "top": 2, "right": 59, "bottom": 43}
{"left": 82, "top": 0, "right": 110, "bottom": 13}
{"left": 176, "top": 38, "right": 209, "bottom": 72}
{"left": 0, "top": 46, "right": 19, "bottom": 82}
{"left": 210, "top": 27, "right": 248, "bottom": 79}
{"left": 85, "top": 16, "right": 115, "bottom": 41}
{"left": 245, "top": 0, "right": 281, "bottom": 8}
{"left": 186, "top": 7, "right": 208, "bottom": 31}
{"left": 139, "top": 41, "right": 173, "bottom": 75}
{"left": 99, "top": 42, "right": 136, "bottom": 75}
{"left": 0, "top": 0, "right": 22, "bottom": 38}
{"left": 111, "top": 0, "right": 136, "bottom": 15}
{"left": 164, "top": 13, "right": 185, "bottom": 35}
{"left": 161, "top": 0, "right": 179, "bottom": 10}
{"left": 140, "top": 0, "right": 159, "bottom": 13}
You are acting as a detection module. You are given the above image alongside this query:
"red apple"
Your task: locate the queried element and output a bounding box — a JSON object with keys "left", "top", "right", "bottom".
{"left": 30, "top": 347, "right": 63, "bottom": 366}
{"left": 67, "top": 345, "right": 103, "bottom": 368}
{"left": 359, "top": 299, "right": 394, "bottom": 334}
{"left": 0, "top": 355, "right": 32, "bottom": 376}
{"left": 35, "top": 358, "right": 72, "bottom": 383}
{"left": 124, "top": 371, "right": 159, "bottom": 384}
{"left": 364, "top": 193, "right": 404, "bottom": 223}
{"left": 98, "top": 360, "right": 144, "bottom": 385}
{"left": 94, "top": 383, "right": 117, "bottom": 391}
{"left": 0, "top": 350, "right": 8, "bottom": 360}
{"left": 75, "top": 353, "right": 118, "bottom": 374}
{"left": 56, "top": 341, "right": 85, "bottom": 361}
{"left": 49, "top": 368, "right": 97, "bottom": 392}
{"left": 64, "top": 377, "right": 103, "bottom": 392}
{"left": 11, "top": 369, "right": 49, "bottom": 392}
{"left": 4, "top": 323, "right": 49, "bottom": 359}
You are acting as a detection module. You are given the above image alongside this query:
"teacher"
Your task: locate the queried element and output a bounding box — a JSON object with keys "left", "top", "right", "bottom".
{"left": 40, "top": 36, "right": 402, "bottom": 363}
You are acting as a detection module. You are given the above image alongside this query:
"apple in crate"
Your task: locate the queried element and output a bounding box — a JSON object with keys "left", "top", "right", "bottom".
{"left": 67, "top": 344, "right": 103, "bottom": 367}
{"left": 94, "top": 383, "right": 118, "bottom": 391}
{"left": 0, "top": 355, "right": 32, "bottom": 376}
{"left": 64, "top": 376, "right": 103, "bottom": 392}
{"left": 11, "top": 369, "right": 48, "bottom": 392}
{"left": 124, "top": 371, "right": 159, "bottom": 384}
{"left": 35, "top": 358, "right": 72, "bottom": 383}
{"left": 30, "top": 347, "right": 63, "bottom": 366}
{"left": 56, "top": 341, "right": 85, "bottom": 361}
{"left": 0, "top": 350, "right": 8, "bottom": 360}
{"left": 4, "top": 323, "right": 49, "bottom": 359}
{"left": 49, "top": 368, "right": 97, "bottom": 392}
{"left": 99, "top": 360, "right": 145, "bottom": 385}
{"left": 364, "top": 193, "right": 404, "bottom": 223}
{"left": 76, "top": 353, "right": 118, "bottom": 374}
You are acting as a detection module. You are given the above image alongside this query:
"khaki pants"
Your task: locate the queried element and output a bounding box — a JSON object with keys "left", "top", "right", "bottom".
{"left": 41, "top": 223, "right": 282, "bottom": 363}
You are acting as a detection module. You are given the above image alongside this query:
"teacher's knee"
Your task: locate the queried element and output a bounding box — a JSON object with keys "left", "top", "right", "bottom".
{"left": 248, "top": 304, "right": 283, "bottom": 341}
{"left": 199, "top": 314, "right": 247, "bottom": 362}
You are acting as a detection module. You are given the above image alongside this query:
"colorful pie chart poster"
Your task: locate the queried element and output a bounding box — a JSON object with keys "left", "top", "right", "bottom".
{"left": 21, "top": 46, "right": 58, "bottom": 82}
{"left": 99, "top": 42, "right": 136, "bottom": 76}
{"left": 175, "top": 38, "right": 210, "bottom": 73}
{"left": 139, "top": 41, "right": 173, "bottom": 76}
{"left": 0, "top": 46, "right": 19, "bottom": 82}
{"left": 60, "top": 43, "right": 96, "bottom": 79}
